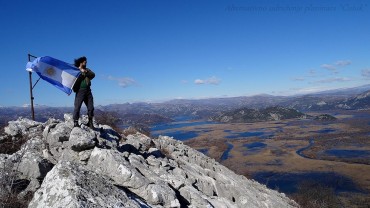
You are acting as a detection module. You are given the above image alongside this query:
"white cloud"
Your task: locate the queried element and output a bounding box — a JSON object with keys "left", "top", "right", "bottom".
{"left": 274, "top": 85, "right": 345, "bottom": 96}
{"left": 292, "top": 77, "right": 305, "bottom": 81}
{"left": 208, "top": 76, "right": 221, "bottom": 85}
{"left": 194, "top": 76, "right": 221, "bottom": 85}
{"left": 271, "top": 86, "right": 327, "bottom": 96}
{"left": 294, "top": 86, "right": 327, "bottom": 94}
{"left": 312, "top": 77, "right": 351, "bottom": 84}
{"left": 321, "top": 60, "right": 352, "bottom": 72}
{"left": 294, "top": 69, "right": 316, "bottom": 81}
{"left": 194, "top": 79, "right": 205, "bottom": 84}
{"left": 361, "top": 68, "right": 370, "bottom": 78}
{"left": 335, "top": 60, "right": 352, "bottom": 66}
{"left": 108, "top": 76, "right": 137, "bottom": 88}
{"left": 308, "top": 69, "right": 316, "bottom": 77}
{"left": 321, "top": 64, "right": 336, "bottom": 71}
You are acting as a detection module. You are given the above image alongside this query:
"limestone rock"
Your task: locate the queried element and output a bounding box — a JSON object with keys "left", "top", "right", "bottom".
{"left": 125, "top": 133, "right": 154, "bottom": 152}
{"left": 87, "top": 148, "right": 180, "bottom": 207}
{"left": 4, "top": 118, "right": 42, "bottom": 137}
{"left": 28, "top": 161, "right": 144, "bottom": 208}
{"left": 63, "top": 114, "right": 74, "bottom": 128}
{"left": 69, "top": 127, "right": 96, "bottom": 152}
{"left": 18, "top": 151, "right": 53, "bottom": 180}
{"left": 44, "top": 122, "right": 72, "bottom": 160}
{"left": 96, "top": 124, "right": 120, "bottom": 149}
{"left": 47, "top": 123, "right": 72, "bottom": 143}
{"left": 153, "top": 136, "right": 298, "bottom": 208}
{"left": 0, "top": 114, "right": 299, "bottom": 208}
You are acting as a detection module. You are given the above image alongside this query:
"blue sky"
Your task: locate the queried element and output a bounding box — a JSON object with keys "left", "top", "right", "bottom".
{"left": 0, "top": 0, "right": 369, "bottom": 107}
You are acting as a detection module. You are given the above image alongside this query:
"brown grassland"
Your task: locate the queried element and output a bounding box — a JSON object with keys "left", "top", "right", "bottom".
{"left": 154, "top": 110, "right": 370, "bottom": 207}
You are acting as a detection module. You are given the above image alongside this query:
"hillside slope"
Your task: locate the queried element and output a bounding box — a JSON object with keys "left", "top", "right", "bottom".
{"left": 0, "top": 114, "right": 298, "bottom": 207}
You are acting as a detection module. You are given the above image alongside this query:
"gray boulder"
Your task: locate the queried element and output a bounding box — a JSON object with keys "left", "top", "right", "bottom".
{"left": 44, "top": 122, "right": 72, "bottom": 160}
{"left": 96, "top": 124, "right": 120, "bottom": 149}
{"left": 46, "top": 122, "right": 72, "bottom": 144}
{"left": 153, "top": 136, "right": 298, "bottom": 208}
{"left": 125, "top": 133, "right": 154, "bottom": 152}
{"left": 18, "top": 151, "right": 53, "bottom": 180}
{"left": 28, "top": 161, "right": 144, "bottom": 208}
{"left": 87, "top": 148, "right": 180, "bottom": 207}
{"left": 0, "top": 114, "right": 299, "bottom": 208}
{"left": 4, "top": 137, "right": 53, "bottom": 199}
{"left": 4, "top": 118, "right": 43, "bottom": 137}
{"left": 63, "top": 114, "right": 74, "bottom": 128}
{"left": 69, "top": 126, "right": 96, "bottom": 152}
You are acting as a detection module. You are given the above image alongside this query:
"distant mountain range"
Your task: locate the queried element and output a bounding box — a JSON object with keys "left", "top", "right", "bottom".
{"left": 0, "top": 106, "right": 72, "bottom": 127}
{"left": 284, "top": 89, "right": 370, "bottom": 111}
{"left": 209, "top": 106, "right": 338, "bottom": 123}
{"left": 210, "top": 106, "right": 307, "bottom": 123}
{"left": 2, "top": 84, "right": 370, "bottom": 127}
{"left": 307, "top": 84, "right": 370, "bottom": 97}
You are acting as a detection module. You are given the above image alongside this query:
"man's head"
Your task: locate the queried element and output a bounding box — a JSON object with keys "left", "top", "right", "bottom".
{"left": 74, "top": 56, "right": 87, "bottom": 68}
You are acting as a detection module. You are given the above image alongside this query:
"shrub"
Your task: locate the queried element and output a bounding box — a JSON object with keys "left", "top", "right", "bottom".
{"left": 95, "top": 111, "right": 121, "bottom": 132}
{"left": 158, "top": 147, "right": 173, "bottom": 160}
{"left": 291, "top": 180, "right": 342, "bottom": 208}
{"left": 121, "top": 125, "right": 151, "bottom": 138}
{"left": 0, "top": 135, "right": 29, "bottom": 155}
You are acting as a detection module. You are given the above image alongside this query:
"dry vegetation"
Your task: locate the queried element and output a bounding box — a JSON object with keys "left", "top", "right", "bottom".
{"left": 94, "top": 111, "right": 121, "bottom": 132}
{"left": 155, "top": 110, "right": 370, "bottom": 208}
{"left": 95, "top": 112, "right": 151, "bottom": 137}
{"left": 0, "top": 126, "right": 33, "bottom": 208}
{"left": 185, "top": 137, "right": 229, "bottom": 161}
{"left": 291, "top": 181, "right": 342, "bottom": 208}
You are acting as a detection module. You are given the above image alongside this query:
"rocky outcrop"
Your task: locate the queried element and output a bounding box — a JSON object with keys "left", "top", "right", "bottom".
{"left": 211, "top": 107, "right": 306, "bottom": 123}
{"left": 28, "top": 161, "right": 145, "bottom": 208}
{"left": 314, "top": 114, "right": 337, "bottom": 121}
{"left": 0, "top": 114, "right": 299, "bottom": 208}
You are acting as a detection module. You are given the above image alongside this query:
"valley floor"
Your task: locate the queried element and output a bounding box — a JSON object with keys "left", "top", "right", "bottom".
{"left": 152, "top": 110, "right": 370, "bottom": 207}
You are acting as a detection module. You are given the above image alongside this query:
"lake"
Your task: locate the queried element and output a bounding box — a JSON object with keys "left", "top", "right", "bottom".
{"left": 220, "top": 143, "right": 234, "bottom": 161}
{"left": 150, "top": 119, "right": 217, "bottom": 140}
{"left": 148, "top": 117, "right": 370, "bottom": 200}
{"left": 252, "top": 171, "right": 366, "bottom": 195}
{"left": 225, "top": 131, "right": 271, "bottom": 139}
{"left": 324, "top": 149, "right": 370, "bottom": 159}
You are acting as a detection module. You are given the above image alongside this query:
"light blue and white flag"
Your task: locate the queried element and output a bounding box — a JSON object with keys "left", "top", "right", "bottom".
{"left": 26, "top": 56, "right": 81, "bottom": 95}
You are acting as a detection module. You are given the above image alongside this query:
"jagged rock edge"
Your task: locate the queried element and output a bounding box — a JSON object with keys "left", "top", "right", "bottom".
{"left": 0, "top": 114, "right": 299, "bottom": 208}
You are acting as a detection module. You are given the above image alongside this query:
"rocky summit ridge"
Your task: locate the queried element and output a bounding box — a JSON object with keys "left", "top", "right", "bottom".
{"left": 0, "top": 114, "right": 298, "bottom": 208}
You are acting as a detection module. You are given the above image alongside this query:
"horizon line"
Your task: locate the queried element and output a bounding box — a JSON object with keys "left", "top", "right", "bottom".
{"left": 3, "top": 83, "right": 370, "bottom": 108}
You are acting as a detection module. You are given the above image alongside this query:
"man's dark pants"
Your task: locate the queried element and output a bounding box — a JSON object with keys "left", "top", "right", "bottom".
{"left": 73, "top": 88, "right": 94, "bottom": 121}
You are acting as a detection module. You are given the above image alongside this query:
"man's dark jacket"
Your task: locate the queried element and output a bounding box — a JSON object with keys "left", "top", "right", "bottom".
{"left": 73, "top": 69, "right": 95, "bottom": 93}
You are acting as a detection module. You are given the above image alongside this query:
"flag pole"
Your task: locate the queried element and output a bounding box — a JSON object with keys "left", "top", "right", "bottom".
{"left": 28, "top": 53, "right": 37, "bottom": 121}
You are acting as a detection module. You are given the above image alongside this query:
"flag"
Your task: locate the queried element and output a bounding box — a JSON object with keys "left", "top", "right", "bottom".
{"left": 26, "top": 56, "right": 81, "bottom": 95}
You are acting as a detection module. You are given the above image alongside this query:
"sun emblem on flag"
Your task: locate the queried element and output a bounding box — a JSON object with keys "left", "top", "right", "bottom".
{"left": 46, "top": 67, "right": 56, "bottom": 76}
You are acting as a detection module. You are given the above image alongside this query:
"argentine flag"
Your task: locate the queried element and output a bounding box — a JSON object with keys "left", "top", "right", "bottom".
{"left": 26, "top": 56, "right": 81, "bottom": 95}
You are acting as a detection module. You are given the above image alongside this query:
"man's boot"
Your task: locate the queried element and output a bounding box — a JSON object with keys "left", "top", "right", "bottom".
{"left": 74, "top": 120, "right": 80, "bottom": 128}
{"left": 88, "top": 117, "right": 94, "bottom": 129}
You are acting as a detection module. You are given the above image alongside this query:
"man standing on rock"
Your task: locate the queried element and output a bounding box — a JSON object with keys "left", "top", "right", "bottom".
{"left": 72, "top": 56, "right": 95, "bottom": 129}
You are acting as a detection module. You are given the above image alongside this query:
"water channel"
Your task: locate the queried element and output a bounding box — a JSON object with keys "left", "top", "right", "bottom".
{"left": 149, "top": 119, "right": 369, "bottom": 196}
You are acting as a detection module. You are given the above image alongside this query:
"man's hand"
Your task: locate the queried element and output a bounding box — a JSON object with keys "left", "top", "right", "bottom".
{"left": 79, "top": 68, "right": 87, "bottom": 73}
{"left": 79, "top": 61, "right": 87, "bottom": 73}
